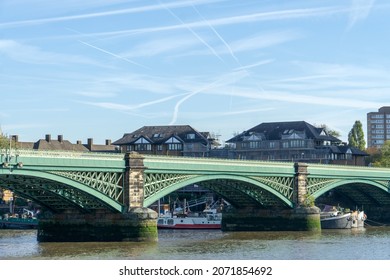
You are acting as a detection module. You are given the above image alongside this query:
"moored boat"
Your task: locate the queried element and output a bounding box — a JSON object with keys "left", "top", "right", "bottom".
{"left": 157, "top": 209, "right": 221, "bottom": 229}
{"left": 351, "top": 210, "right": 366, "bottom": 228}
{"left": 319, "top": 205, "right": 366, "bottom": 229}
{"left": 320, "top": 212, "right": 352, "bottom": 229}
{"left": 0, "top": 209, "right": 38, "bottom": 229}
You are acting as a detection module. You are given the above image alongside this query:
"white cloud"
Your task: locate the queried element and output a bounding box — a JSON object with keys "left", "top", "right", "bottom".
{"left": 348, "top": 0, "right": 376, "bottom": 29}
{"left": 0, "top": 39, "right": 96, "bottom": 65}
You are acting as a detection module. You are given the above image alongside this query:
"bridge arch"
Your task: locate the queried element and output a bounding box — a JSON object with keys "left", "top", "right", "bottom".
{"left": 0, "top": 169, "right": 124, "bottom": 213}
{"left": 311, "top": 178, "right": 390, "bottom": 208}
{"left": 143, "top": 174, "right": 294, "bottom": 208}
{"left": 312, "top": 179, "right": 388, "bottom": 199}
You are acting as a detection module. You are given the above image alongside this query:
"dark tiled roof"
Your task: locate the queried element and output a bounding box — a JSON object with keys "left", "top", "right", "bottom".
{"left": 86, "top": 144, "right": 119, "bottom": 153}
{"left": 113, "top": 125, "right": 209, "bottom": 145}
{"left": 227, "top": 121, "right": 341, "bottom": 143}
{"left": 34, "top": 139, "right": 89, "bottom": 152}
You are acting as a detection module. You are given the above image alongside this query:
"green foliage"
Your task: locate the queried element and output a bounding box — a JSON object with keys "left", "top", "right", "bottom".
{"left": 348, "top": 120, "right": 366, "bottom": 151}
{"left": 372, "top": 141, "right": 390, "bottom": 167}
{"left": 303, "top": 194, "right": 315, "bottom": 207}
{"left": 0, "top": 133, "right": 10, "bottom": 149}
{"left": 0, "top": 133, "right": 19, "bottom": 150}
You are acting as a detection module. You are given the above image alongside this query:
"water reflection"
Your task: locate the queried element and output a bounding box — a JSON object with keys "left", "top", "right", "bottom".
{"left": 1, "top": 227, "right": 390, "bottom": 260}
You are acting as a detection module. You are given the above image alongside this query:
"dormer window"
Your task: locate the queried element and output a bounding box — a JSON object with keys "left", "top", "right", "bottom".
{"left": 187, "top": 133, "right": 195, "bottom": 139}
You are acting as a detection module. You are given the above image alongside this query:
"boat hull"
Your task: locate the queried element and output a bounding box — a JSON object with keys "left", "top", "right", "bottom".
{"left": 320, "top": 213, "right": 352, "bottom": 229}
{"left": 0, "top": 218, "right": 38, "bottom": 229}
{"left": 157, "top": 217, "right": 221, "bottom": 230}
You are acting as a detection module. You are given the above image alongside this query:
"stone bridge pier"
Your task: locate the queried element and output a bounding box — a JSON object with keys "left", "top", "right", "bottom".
{"left": 222, "top": 163, "right": 321, "bottom": 231}
{"left": 37, "top": 208, "right": 157, "bottom": 242}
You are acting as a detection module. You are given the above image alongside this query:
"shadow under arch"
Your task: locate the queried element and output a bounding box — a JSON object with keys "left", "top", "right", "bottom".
{"left": 143, "top": 174, "right": 294, "bottom": 208}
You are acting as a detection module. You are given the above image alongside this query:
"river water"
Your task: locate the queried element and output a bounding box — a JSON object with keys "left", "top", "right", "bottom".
{"left": 1, "top": 226, "right": 389, "bottom": 260}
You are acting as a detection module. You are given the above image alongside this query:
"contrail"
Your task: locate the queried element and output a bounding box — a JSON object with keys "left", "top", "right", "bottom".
{"left": 0, "top": 0, "right": 224, "bottom": 29}
{"left": 158, "top": 0, "right": 226, "bottom": 64}
{"left": 170, "top": 71, "right": 248, "bottom": 124}
{"left": 78, "top": 40, "right": 150, "bottom": 69}
{"left": 191, "top": 3, "right": 239, "bottom": 64}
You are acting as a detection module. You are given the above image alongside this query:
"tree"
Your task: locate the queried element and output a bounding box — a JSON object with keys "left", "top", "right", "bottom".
{"left": 348, "top": 120, "right": 366, "bottom": 151}
{"left": 317, "top": 124, "right": 341, "bottom": 138}
{"left": 0, "top": 132, "right": 19, "bottom": 150}
{"left": 0, "top": 132, "right": 10, "bottom": 149}
{"left": 372, "top": 141, "right": 390, "bottom": 167}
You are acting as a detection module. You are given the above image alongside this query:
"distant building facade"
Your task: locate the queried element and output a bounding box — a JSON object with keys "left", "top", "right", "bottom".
{"left": 367, "top": 106, "right": 390, "bottom": 148}
{"left": 224, "top": 121, "right": 367, "bottom": 165}
{"left": 113, "top": 125, "right": 218, "bottom": 157}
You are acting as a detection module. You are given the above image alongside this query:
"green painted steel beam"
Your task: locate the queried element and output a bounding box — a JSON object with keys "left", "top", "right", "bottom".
{"left": 0, "top": 168, "right": 124, "bottom": 212}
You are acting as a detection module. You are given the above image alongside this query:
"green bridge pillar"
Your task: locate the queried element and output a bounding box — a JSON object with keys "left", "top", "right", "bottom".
{"left": 222, "top": 162, "right": 321, "bottom": 232}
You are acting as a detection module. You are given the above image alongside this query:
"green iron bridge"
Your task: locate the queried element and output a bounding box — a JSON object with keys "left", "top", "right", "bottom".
{"left": 1, "top": 150, "right": 390, "bottom": 241}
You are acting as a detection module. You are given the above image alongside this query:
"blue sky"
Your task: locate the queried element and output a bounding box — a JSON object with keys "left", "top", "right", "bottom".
{"left": 0, "top": 0, "right": 389, "bottom": 145}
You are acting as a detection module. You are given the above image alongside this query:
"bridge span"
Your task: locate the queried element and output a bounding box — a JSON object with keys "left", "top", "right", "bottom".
{"left": 1, "top": 150, "right": 390, "bottom": 241}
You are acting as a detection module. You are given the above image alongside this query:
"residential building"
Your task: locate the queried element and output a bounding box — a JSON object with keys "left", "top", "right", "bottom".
{"left": 367, "top": 106, "right": 390, "bottom": 148}
{"left": 9, "top": 134, "right": 117, "bottom": 153}
{"left": 113, "top": 125, "right": 218, "bottom": 157}
{"left": 224, "top": 121, "right": 367, "bottom": 165}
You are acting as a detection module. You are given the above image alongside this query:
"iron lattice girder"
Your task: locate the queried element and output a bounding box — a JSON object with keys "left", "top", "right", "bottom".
{"left": 143, "top": 172, "right": 293, "bottom": 208}
{"left": 201, "top": 179, "right": 285, "bottom": 208}
{"left": 306, "top": 176, "right": 390, "bottom": 206}
{"left": 201, "top": 180, "right": 260, "bottom": 208}
{"left": 49, "top": 171, "right": 123, "bottom": 202}
{"left": 2, "top": 175, "right": 107, "bottom": 212}
{"left": 250, "top": 176, "right": 294, "bottom": 200}
{"left": 306, "top": 177, "right": 340, "bottom": 196}
{"left": 144, "top": 173, "right": 198, "bottom": 200}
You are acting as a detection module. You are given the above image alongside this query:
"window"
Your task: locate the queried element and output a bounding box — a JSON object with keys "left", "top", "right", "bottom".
{"left": 249, "top": 141, "right": 260, "bottom": 149}
{"left": 186, "top": 133, "right": 195, "bottom": 139}
{"left": 290, "top": 140, "right": 305, "bottom": 148}
{"left": 134, "top": 144, "right": 151, "bottom": 151}
{"left": 157, "top": 145, "right": 163, "bottom": 151}
{"left": 269, "top": 142, "right": 275, "bottom": 148}
{"left": 168, "top": 143, "right": 183, "bottom": 150}
{"left": 282, "top": 142, "right": 289, "bottom": 148}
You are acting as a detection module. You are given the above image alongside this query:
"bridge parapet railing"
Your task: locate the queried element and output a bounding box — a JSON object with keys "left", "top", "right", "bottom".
{"left": 142, "top": 154, "right": 297, "bottom": 166}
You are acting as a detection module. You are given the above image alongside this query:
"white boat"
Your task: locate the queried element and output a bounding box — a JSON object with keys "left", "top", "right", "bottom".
{"left": 157, "top": 209, "right": 221, "bottom": 229}
{"left": 351, "top": 210, "right": 366, "bottom": 228}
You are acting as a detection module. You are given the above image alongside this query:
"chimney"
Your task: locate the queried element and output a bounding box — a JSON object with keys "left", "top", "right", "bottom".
{"left": 58, "top": 135, "right": 63, "bottom": 142}
{"left": 11, "top": 135, "right": 19, "bottom": 143}
{"left": 76, "top": 140, "right": 82, "bottom": 145}
{"left": 87, "top": 138, "right": 93, "bottom": 150}
{"left": 45, "top": 134, "right": 51, "bottom": 142}
{"left": 105, "top": 139, "right": 111, "bottom": 146}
